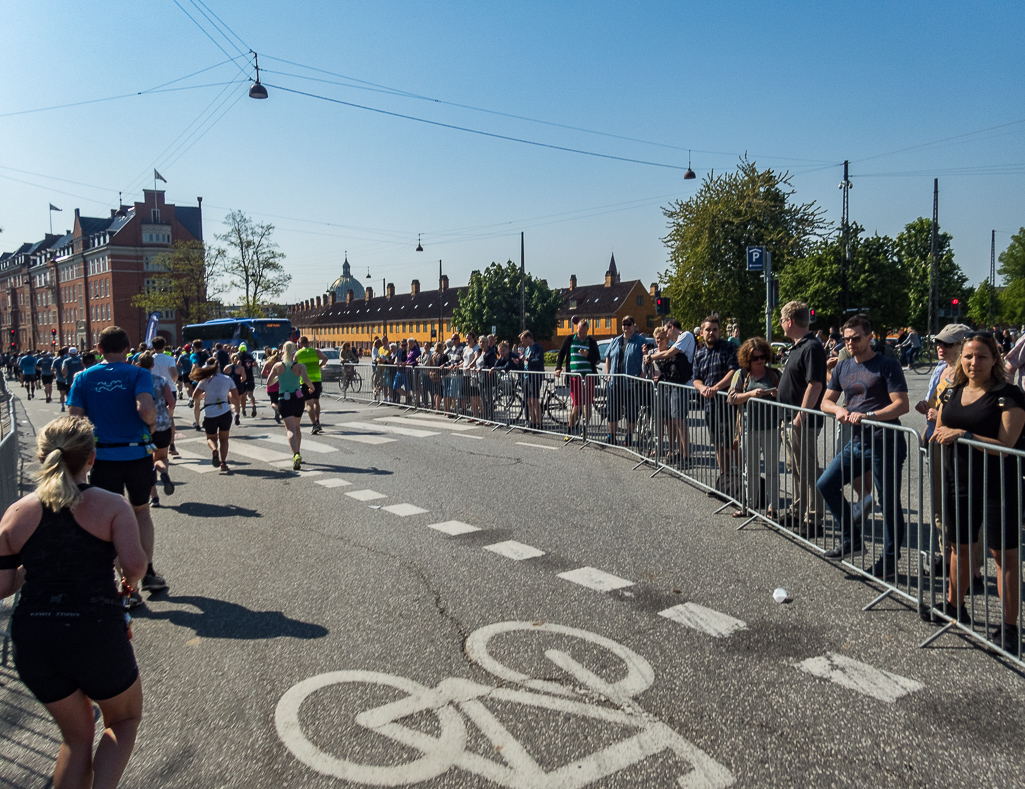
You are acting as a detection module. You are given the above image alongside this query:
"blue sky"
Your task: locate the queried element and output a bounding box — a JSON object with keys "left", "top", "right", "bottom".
{"left": 2, "top": 1, "right": 1023, "bottom": 308}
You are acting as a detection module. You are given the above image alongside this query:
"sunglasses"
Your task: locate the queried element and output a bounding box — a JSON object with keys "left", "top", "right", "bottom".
{"left": 622, "top": 322, "right": 634, "bottom": 327}
{"left": 750, "top": 354, "right": 767, "bottom": 361}
{"left": 842, "top": 335, "right": 865, "bottom": 344}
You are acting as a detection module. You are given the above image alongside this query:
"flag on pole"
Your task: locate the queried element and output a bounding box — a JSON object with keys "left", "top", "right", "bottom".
{"left": 145, "top": 312, "right": 160, "bottom": 345}
{"left": 49, "top": 204, "right": 61, "bottom": 212}
{"left": 154, "top": 169, "right": 167, "bottom": 183}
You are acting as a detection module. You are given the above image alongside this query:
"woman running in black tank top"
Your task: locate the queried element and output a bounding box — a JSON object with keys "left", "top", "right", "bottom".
{"left": 0, "top": 416, "right": 147, "bottom": 789}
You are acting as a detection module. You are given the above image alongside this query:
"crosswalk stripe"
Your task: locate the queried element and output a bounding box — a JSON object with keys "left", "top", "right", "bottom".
{"left": 171, "top": 448, "right": 219, "bottom": 474}
{"left": 375, "top": 416, "right": 479, "bottom": 432}
{"left": 796, "top": 653, "right": 923, "bottom": 703}
{"left": 658, "top": 603, "right": 747, "bottom": 638}
{"left": 345, "top": 489, "right": 388, "bottom": 501}
{"left": 331, "top": 433, "right": 396, "bottom": 445}
{"left": 427, "top": 520, "right": 480, "bottom": 535}
{"left": 557, "top": 567, "right": 634, "bottom": 592}
{"left": 382, "top": 503, "right": 429, "bottom": 516}
{"left": 227, "top": 443, "right": 295, "bottom": 464}
{"left": 484, "top": 540, "right": 545, "bottom": 560}
{"left": 249, "top": 433, "right": 338, "bottom": 454}
{"left": 339, "top": 421, "right": 439, "bottom": 438}
{"left": 315, "top": 478, "right": 352, "bottom": 488}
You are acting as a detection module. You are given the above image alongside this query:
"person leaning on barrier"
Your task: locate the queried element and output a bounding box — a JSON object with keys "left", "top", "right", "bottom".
{"left": 817, "top": 314, "right": 910, "bottom": 580}
{"left": 727, "top": 337, "right": 781, "bottom": 519}
{"left": 931, "top": 331, "right": 1024, "bottom": 651}
{"left": 778, "top": 301, "right": 827, "bottom": 537}
{"left": 519, "top": 330, "right": 546, "bottom": 430}
{"left": 647, "top": 318, "right": 695, "bottom": 466}
{"left": 0, "top": 415, "right": 148, "bottom": 789}
{"left": 692, "top": 315, "right": 740, "bottom": 474}
{"left": 555, "top": 318, "right": 600, "bottom": 437}
{"left": 604, "top": 316, "right": 647, "bottom": 447}
{"left": 443, "top": 333, "right": 465, "bottom": 416}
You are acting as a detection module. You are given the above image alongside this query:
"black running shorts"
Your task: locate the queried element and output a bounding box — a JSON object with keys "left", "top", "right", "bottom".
{"left": 90, "top": 456, "right": 155, "bottom": 507}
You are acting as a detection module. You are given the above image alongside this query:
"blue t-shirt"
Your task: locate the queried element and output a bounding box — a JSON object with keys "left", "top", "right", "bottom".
{"left": 53, "top": 355, "right": 67, "bottom": 382}
{"left": 19, "top": 355, "right": 38, "bottom": 374}
{"left": 67, "top": 361, "right": 155, "bottom": 461}
{"left": 38, "top": 356, "right": 54, "bottom": 375}
{"left": 828, "top": 353, "right": 908, "bottom": 422}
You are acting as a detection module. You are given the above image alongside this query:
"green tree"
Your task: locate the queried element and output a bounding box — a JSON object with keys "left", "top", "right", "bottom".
{"left": 216, "top": 210, "right": 290, "bottom": 317}
{"left": 660, "top": 157, "right": 829, "bottom": 339}
{"left": 965, "top": 280, "right": 997, "bottom": 327}
{"left": 998, "top": 227, "right": 1025, "bottom": 325}
{"left": 131, "top": 240, "right": 224, "bottom": 325}
{"left": 895, "top": 217, "right": 968, "bottom": 332}
{"left": 452, "top": 261, "right": 561, "bottom": 343}
{"left": 779, "top": 225, "right": 908, "bottom": 332}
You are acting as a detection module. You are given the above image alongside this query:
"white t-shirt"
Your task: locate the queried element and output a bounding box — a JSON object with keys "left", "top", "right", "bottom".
{"left": 672, "top": 331, "right": 696, "bottom": 384}
{"left": 152, "top": 351, "right": 178, "bottom": 382}
{"left": 196, "top": 373, "right": 236, "bottom": 418}
{"left": 463, "top": 344, "right": 481, "bottom": 370}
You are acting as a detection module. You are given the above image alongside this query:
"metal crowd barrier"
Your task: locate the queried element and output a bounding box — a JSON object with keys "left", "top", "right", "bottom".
{"left": 328, "top": 362, "right": 1023, "bottom": 667}
{"left": 0, "top": 374, "right": 16, "bottom": 665}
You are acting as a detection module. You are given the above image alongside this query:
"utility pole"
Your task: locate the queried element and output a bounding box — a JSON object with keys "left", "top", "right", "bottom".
{"left": 438, "top": 260, "right": 443, "bottom": 339}
{"left": 519, "top": 231, "right": 525, "bottom": 333}
{"left": 928, "top": 179, "right": 939, "bottom": 335}
{"left": 990, "top": 229, "right": 996, "bottom": 325}
{"left": 840, "top": 160, "right": 852, "bottom": 314}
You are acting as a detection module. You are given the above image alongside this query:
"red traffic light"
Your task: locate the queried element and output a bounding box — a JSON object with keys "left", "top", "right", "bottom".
{"left": 951, "top": 298, "right": 960, "bottom": 306}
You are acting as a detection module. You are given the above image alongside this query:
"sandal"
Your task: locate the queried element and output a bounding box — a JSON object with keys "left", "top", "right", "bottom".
{"left": 732, "top": 509, "right": 749, "bottom": 518}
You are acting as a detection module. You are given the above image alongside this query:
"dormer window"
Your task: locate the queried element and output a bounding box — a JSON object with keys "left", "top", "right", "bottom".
{"left": 569, "top": 298, "right": 577, "bottom": 310}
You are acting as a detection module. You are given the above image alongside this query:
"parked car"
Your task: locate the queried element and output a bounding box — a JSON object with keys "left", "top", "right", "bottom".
{"left": 597, "top": 335, "right": 656, "bottom": 364}
{"left": 319, "top": 347, "right": 343, "bottom": 381}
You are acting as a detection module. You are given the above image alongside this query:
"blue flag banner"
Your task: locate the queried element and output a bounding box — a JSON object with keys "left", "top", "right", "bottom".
{"left": 145, "top": 313, "right": 160, "bottom": 345}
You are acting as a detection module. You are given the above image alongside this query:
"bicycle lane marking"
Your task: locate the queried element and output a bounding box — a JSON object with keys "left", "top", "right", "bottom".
{"left": 275, "top": 621, "right": 736, "bottom": 788}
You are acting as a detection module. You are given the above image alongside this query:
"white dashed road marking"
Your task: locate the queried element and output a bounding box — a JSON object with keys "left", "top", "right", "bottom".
{"left": 331, "top": 433, "right": 396, "bottom": 445}
{"left": 484, "top": 540, "right": 546, "bottom": 560}
{"left": 558, "top": 567, "right": 635, "bottom": 593}
{"left": 171, "top": 448, "right": 220, "bottom": 473}
{"left": 796, "top": 653, "right": 923, "bottom": 703}
{"left": 256, "top": 434, "right": 338, "bottom": 453}
{"left": 345, "top": 489, "right": 388, "bottom": 502}
{"left": 315, "top": 478, "right": 352, "bottom": 488}
{"left": 340, "top": 420, "right": 440, "bottom": 438}
{"left": 427, "top": 520, "right": 480, "bottom": 536}
{"left": 516, "top": 441, "right": 558, "bottom": 451}
{"left": 375, "top": 416, "right": 479, "bottom": 432}
{"left": 454, "top": 433, "right": 484, "bottom": 440}
{"left": 658, "top": 603, "right": 747, "bottom": 638}
{"left": 228, "top": 443, "right": 295, "bottom": 464}
{"left": 382, "top": 503, "right": 429, "bottom": 517}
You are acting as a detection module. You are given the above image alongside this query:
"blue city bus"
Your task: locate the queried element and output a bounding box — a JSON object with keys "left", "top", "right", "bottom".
{"left": 182, "top": 318, "right": 294, "bottom": 350}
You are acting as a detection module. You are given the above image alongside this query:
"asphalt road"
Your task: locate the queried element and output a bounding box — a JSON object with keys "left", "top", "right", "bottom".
{"left": 2, "top": 368, "right": 1023, "bottom": 789}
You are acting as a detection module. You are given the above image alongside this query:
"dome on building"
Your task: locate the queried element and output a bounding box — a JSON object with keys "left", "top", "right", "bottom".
{"left": 329, "top": 253, "right": 366, "bottom": 301}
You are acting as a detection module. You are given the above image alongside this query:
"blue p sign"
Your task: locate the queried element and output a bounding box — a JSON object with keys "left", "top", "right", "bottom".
{"left": 747, "top": 246, "right": 765, "bottom": 271}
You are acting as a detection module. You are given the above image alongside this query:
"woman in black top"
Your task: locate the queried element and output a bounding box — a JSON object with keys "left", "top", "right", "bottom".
{"left": 0, "top": 416, "right": 147, "bottom": 789}
{"left": 933, "top": 332, "right": 1024, "bottom": 650}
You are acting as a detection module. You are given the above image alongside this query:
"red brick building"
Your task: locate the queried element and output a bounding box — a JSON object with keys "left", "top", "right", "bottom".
{"left": 0, "top": 190, "right": 202, "bottom": 351}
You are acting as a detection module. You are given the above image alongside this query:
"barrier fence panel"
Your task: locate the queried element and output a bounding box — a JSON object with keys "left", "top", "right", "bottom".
{"left": 575, "top": 373, "right": 658, "bottom": 465}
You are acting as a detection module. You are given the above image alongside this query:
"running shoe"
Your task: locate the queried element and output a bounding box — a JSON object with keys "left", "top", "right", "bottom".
{"left": 274, "top": 412, "right": 282, "bottom": 424}
{"left": 292, "top": 453, "right": 302, "bottom": 471}
{"left": 187, "top": 398, "right": 194, "bottom": 408}
{"left": 150, "top": 495, "right": 160, "bottom": 507}
{"left": 251, "top": 406, "right": 257, "bottom": 418}
{"left": 194, "top": 422, "right": 202, "bottom": 431}
{"left": 211, "top": 451, "right": 219, "bottom": 467}
{"left": 126, "top": 590, "right": 145, "bottom": 609}
{"left": 161, "top": 472, "right": 175, "bottom": 495}
{"left": 168, "top": 445, "right": 179, "bottom": 456}
{"left": 219, "top": 462, "right": 230, "bottom": 473}
{"left": 141, "top": 571, "right": 167, "bottom": 592}
{"left": 60, "top": 405, "right": 65, "bottom": 412}
{"left": 234, "top": 413, "right": 241, "bottom": 426}
{"left": 852, "top": 494, "right": 874, "bottom": 521}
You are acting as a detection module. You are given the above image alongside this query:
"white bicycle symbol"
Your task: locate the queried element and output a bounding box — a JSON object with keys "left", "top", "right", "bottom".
{"left": 275, "top": 621, "right": 734, "bottom": 788}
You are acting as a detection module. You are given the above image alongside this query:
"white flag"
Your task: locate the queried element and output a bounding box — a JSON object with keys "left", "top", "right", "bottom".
{"left": 154, "top": 169, "right": 167, "bottom": 183}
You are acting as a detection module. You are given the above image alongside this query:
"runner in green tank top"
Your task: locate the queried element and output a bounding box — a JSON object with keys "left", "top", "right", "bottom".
{"left": 266, "top": 341, "right": 313, "bottom": 470}
{"left": 295, "top": 337, "right": 328, "bottom": 434}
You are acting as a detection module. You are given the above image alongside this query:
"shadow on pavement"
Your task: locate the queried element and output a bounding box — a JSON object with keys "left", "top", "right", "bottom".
{"left": 138, "top": 595, "right": 329, "bottom": 640}
{"left": 169, "top": 502, "right": 261, "bottom": 518}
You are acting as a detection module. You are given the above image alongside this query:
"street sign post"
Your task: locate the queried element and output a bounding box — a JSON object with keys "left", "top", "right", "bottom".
{"left": 746, "top": 247, "right": 765, "bottom": 272}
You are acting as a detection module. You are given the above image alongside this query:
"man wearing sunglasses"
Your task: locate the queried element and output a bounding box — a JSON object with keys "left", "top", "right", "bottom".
{"left": 604, "top": 316, "right": 646, "bottom": 446}
{"left": 817, "top": 314, "right": 910, "bottom": 580}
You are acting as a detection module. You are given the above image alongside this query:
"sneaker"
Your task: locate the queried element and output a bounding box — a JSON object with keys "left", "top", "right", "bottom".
{"left": 292, "top": 453, "right": 302, "bottom": 471}
{"left": 150, "top": 496, "right": 160, "bottom": 507}
{"left": 234, "top": 413, "right": 241, "bottom": 426}
{"left": 194, "top": 422, "right": 202, "bottom": 432}
{"left": 168, "top": 445, "right": 179, "bottom": 456}
{"left": 989, "top": 623, "right": 1020, "bottom": 651}
{"left": 941, "top": 600, "right": 971, "bottom": 624}
{"left": 824, "top": 539, "right": 863, "bottom": 559}
{"left": 868, "top": 555, "right": 898, "bottom": 581}
{"left": 211, "top": 451, "right": 219, "bottom": 467}
{"left": 141, "top": 571, "right": 167, "bottom": 592}
{"left": 126, "top": 590, "right": 145, "bottom": 609}
{"left": 60, "top": 405, "right": 66, "bottom": 412}
{"left": 219, "top": 462, "right": 230, "bottom": 473}
{"left": 251, "top": 407, "right": 257, "bottom": 418}
{"left": 161, "top": 472, "right": 175, "bottom": 495}
{"left": 274, "top": 412, "right": 282, "bottom": 424}
{"left": 187, "top": 398, "right": 194, "bottom": 408}
{"left": 852, "top": 494, "right": 874, "bottom": 521}
{"left": 971, "top": 574, "right": 986, "bottom": 595}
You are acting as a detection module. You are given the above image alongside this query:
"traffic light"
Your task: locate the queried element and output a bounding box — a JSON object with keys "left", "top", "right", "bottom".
{"left": 770, "top": 278, "right": 779, "bottom": 308}
{"left": 809, "top": 308, "right": 817, "bottom": 324}
{"left": 51, "top": 328, "right": 57, "bottom": 345}
{"left": 9, "top": 329, "right": 14, "bottom": 349}
{"left": 951, "top": 298, "right": 961, "bottom": 317}
{"left": 655, "top": 296, "right": 670, "bottom": 315}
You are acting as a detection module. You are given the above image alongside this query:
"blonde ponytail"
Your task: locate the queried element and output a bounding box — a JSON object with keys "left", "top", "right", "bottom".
{"left": 35, "top": 416, "right": 95, "bottom": 512}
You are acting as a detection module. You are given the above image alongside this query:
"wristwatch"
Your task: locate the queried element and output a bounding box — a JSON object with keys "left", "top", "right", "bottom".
{"left": 866, "top": 411, "right": 876, "bottom": 419}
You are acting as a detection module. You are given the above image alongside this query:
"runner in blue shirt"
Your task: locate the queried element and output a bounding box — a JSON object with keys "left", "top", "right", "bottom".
{"left": 38, "top": 352, "right": 55, "bottom": 403}
{"left": 18, "top": 352, "right": 39, "bottom": 400}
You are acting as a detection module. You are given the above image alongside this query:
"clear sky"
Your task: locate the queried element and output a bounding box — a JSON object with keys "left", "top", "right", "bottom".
{"left": 2, "top": 1, "right": 1023, "bottom": 307}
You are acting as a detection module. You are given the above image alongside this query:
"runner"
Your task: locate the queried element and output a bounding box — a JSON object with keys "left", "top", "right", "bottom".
{"left": 295, "top": 336, "right": 328, "bottom": 434}
{"left": 238, "top": 342, "right": 258, "bottom": 417}
{"left": 136, "top": 352, "right": 177, "bottom": 505}
{"left": 67, "top": 326, "right": 165, "bottom": 603}
{"left": 266, "top": 341, "right": 313, "bottom": 470}
{"left": 38, "top": 351, "right": 55, "bottom": 403}
{"left": 225, "top": 352, "right": 246, "bottom": 426}
{"left": 262, "top": 348, "right": 282, "bottom": 423}
{"left": 53, "top": 346, "right": 68, "bottom": 411}
{"left": 61, "top": 347, "right": 85, "bottom": 390}
{"left": 191, "top": 358, "right": 238, "bottom": 473}
{"left": 150, "top": 338, "right": 180, "bottom": 456}
{"left": 188, "top": 340, "right": 211, "bottom": 431}
{"left": 18, "top": 349, "right": 38, "bottom": 400}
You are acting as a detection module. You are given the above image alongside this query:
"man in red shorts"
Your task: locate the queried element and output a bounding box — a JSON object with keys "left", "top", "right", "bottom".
{"left": 555, "top": 317, "right": 599, "bottom": 438}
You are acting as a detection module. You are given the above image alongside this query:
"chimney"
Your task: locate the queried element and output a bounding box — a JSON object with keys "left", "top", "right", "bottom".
{"left": 386, "top": 282, "right": 395, "bottom": 299}
{"left": 440, "top": 275, "right": 449, "bottom": 291}
{"left": 331, "top": 291, "right": 337, "bottom": 304}
{"left": 346, "top": 289, "right": 353, "bottom": 304}
{"left": 316, "top": 296, "right": 322, "bottom": 308}
{"left": 411, "top": 279, "right": 420, "bottom": 296}
{"left": 649, "top": 282, "right": 658, "bottom": 296}
{"left": 569, "top": 274, "right": 577, "bottom": 291}
{"left": 365, "top": 287, "right": 373, "bottom": 301}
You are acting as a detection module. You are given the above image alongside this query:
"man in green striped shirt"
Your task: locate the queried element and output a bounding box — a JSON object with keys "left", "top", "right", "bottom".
{"left": 555, "top": 318, "right": 600, "bottom": 436}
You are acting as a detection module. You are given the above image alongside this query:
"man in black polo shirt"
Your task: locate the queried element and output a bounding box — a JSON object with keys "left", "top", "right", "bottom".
{"left": 777, "top": 301, "right": 826, "bottom": 536}
{"left": 692, "top": 315, "right": 739, "bottom": 474}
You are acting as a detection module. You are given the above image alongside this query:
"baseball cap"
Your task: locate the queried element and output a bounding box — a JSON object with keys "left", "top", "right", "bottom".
{"left": 68, "top": 347, "right": 79, "bottom": 355}
{"left": 934, "top": 323, "right": 971, "bottom": 344}
{"left": 239, "top": 343, "right": 248, "bottom": 352}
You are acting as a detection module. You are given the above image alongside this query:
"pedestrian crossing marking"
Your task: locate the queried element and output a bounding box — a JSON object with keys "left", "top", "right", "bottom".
{"left": 315, "top": 478, "right": 352, "bottom": 488}
{"left": 340, "top": 421, "right": 439, "bottom": 438}
{"left": 658, "top": 603, "right": 747, "bottom": 638}
{"left": 484, "top": 540, "right": 545, "bottom": 560}
{"left": 251, "top": 433, "right": 338, "bottom": 453}
{"left": 375, "top": 416, "right": 479, "bottom": 432}
{"left": 171, "top": 447, "right": 220, "bottom": 474}
{"left": 331, "top": 433, "right": 397, "bottom": 445}
{"left": 345, "top": 489, "right": 388, "bottom": 502}
{"left": 382, "top": 503, "right": 429, "bottom": 517}
{"left": 427, "top": 520, "right": 480, "bottom": 535}
{"left": 557, "top": 567, "right": 635, "bottom": 593}
{"left": 227, "top": 443, "right": 295, "bottom": 464}
{"left": 796, "top": 653, "right": 923, "bottom": 703}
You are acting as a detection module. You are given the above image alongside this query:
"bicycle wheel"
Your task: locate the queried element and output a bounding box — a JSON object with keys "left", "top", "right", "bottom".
{"left": 275, "top": 670, "right": 466, "bottom": 785}
{"left": 352, "top": 371, "right": 363, "bottom": 393}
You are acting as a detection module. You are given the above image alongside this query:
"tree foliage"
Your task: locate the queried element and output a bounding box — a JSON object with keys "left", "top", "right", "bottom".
{"left": 779, "top": 224, "right": 907, "bottom": 332}
{"left": 966, "top": 280, "right": 997, "bottom": 327}
{"left": 998, "top": 227, "right": 1025, "bottom": 325}
{"left": 452, "top": 260, "right": 562, "bottom": 343}
{"left": 130, "top": 240, "right": 223, "bottom": 325}
{"left": 895, "top": 217, "right": 968, "bottom": 331}
{"left": 216, "top": 210, "right": 290, "bottom": 317}
{"left": 660, "top": 158, "right": 829, "bottom": 339}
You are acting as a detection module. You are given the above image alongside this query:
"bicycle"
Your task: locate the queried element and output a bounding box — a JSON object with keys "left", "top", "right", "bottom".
{"left": 336, "top": 366, "right": 363, "bottom": 397}
{"left": 905, "top": 339, "right": 937, "bottom": 376}
{"left": 275, "top": 620, "right": 734, "bottom": 787}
